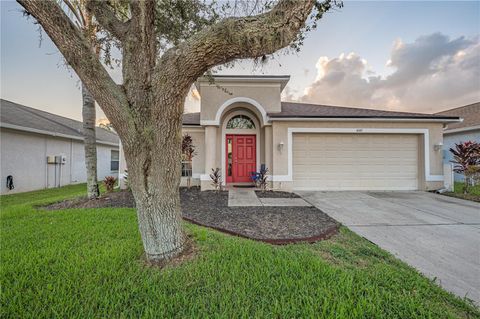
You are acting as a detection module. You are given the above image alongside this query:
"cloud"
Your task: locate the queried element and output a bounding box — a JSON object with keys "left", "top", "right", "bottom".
{"left": 299, "top": 33, "right": 480, "bottom": 113}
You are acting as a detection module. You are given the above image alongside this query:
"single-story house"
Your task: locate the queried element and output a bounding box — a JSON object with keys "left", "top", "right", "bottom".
{"left": 0, "top": 99, "right": 120, "bottom": 194}
{"left": 436, "top": 102, "right": 480, "bottom": 182}
{"left": 118, "top": 75, "right": 460, "bottom": 191}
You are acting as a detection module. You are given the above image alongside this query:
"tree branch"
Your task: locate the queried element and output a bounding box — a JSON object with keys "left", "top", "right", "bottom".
{"left": 163, "top": 0, "right": 316, "bottom": 81}
{"left": 121, "top": 0, "right": 156, "bottom": 114}
{"left": 17, "top": 0, "right": 130, "bottom": 133}
{"left": 86, "top": 0, "right": 130, "bottom": 41}
{"left": 62, "top": 0, "right": 85, "bottom": 28}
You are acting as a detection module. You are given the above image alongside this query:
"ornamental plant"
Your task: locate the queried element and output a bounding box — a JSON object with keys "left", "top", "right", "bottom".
{"left": 103, "top": 176, "right": 117, "bottom": 193}
{"left": 181, "top": 134, "right": 196, "bottom": 188}
{"left": 450, "top": 141, "right": 480, "bottom": 194}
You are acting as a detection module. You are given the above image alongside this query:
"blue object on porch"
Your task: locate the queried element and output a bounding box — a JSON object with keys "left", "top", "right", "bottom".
{"left": 250, "top": 164, "right": 267, "bottom": 182}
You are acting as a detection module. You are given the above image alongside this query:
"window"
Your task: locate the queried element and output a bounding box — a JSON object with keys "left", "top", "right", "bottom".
{"left": 227, "top": 137, "right": 233, "bottom": 176}
{"left": 111, "top": 150, "right": 119, "bottom": 171}
{"left": 181, "top": 161, "right": 192, "bottom": 177}
{"left": 226, "top": 115, "right": 255, "bottom": 129}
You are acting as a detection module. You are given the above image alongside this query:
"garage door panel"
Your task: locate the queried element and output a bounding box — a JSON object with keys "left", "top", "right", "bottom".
{"left": 293, "top": 133, "right": 419, "bottom": 190}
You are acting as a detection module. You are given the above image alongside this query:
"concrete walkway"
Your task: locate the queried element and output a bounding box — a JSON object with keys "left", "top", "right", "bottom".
{"left": 228, "top": 188, "right": 262, "bottom": 207}
{"left": 228, "top": 188, "right": 311, "bottom": 207}
{"left": 299, "top": 191, "right": 480, "bottom": 303}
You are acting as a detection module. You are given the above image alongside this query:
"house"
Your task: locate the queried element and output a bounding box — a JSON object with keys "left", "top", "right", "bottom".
{"left": 118, "top": 75, "right": 460, "bottom": 191}
{"left": 436, "top": 102, "right": 480, "bottom": 182}
{"left": 0, "top": 99, "right": 119, "bottom": 194}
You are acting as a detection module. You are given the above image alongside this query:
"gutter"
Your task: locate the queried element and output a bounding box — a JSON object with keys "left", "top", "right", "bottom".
{"left": 268, "top": 116, "right": 462, "bottom": 123}
{"left": 1, "top": 122, "right": 119, "bottom": 147}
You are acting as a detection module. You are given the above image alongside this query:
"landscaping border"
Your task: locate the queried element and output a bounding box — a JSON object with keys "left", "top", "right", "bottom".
{"left": 183, "top": 216, "right": 339, "bottom": 245}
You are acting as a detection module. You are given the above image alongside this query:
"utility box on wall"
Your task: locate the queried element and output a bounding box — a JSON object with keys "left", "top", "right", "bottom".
{"left": 54, "top": 155, "right": 66, "bottom": 164}
{"left": 46, "top": 154, "right": 67, "bottom": 188}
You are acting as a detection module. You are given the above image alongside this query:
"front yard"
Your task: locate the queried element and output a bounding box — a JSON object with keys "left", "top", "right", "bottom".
{"left": 1, "top": 184, "right": 478, "bottom": 318}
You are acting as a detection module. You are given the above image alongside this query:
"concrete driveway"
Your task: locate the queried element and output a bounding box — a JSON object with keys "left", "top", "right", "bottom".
{"left": 298, "top": 191, "right": 480, "bottom": 303}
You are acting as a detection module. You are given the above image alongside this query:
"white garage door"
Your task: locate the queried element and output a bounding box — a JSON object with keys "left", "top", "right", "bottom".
{"left": 293, "top": 133, "right": 419, "bottom": 190}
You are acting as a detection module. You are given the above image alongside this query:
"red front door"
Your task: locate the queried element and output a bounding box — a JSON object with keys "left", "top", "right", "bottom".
{"left": 226, "top": 135, "right": 256, "bottom": 183}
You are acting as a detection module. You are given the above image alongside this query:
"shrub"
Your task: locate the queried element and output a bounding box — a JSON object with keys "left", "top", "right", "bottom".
{"left": 182, "top": 134, "right": 196, "bottom": 188}
{"left": 103, "top": 176, "right": 117, "bottom": 193}
{"left": 209, "top": 168, "right": 222, "bottom": 192}
{"left": 255, "top": 166, "right": 269, "bottom": 193}
{"left": 450, "top": 141, "right": 480, "bottom": 194}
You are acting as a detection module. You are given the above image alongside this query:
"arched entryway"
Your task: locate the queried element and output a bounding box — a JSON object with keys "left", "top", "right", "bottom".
{"left": 221, "top": 109, "right": 260, "bottom": 185}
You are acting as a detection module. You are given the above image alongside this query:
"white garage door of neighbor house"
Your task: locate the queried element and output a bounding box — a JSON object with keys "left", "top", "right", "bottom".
{"left": 293, "top": 133, "right": 419, "bottom": 191}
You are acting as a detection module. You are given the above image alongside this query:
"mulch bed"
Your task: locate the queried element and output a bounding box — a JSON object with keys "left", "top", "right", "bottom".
{"left": 43, "top": 187, "right": 339, "bottom": 244}
{"left": 44, "top": 192, "right": 135, "bottom": 210}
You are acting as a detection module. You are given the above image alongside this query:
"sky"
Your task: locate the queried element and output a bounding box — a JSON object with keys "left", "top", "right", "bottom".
{"left": 1, "top": 0, "right": 479, "bottom": 122}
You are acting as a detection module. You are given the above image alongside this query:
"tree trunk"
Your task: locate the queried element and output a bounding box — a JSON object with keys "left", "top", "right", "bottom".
{"left": 122, "top": 95, "right": 185, "bottom": 262}
{"left": 82, "top": 83, "right": 100, "bottom": 199}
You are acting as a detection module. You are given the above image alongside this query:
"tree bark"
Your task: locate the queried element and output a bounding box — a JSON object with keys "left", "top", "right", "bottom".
{"left": 122, "top": 92, "right": 185, "bottom": 261}
{"left": 82, "top": 83, "right": 100, "bottom": 199}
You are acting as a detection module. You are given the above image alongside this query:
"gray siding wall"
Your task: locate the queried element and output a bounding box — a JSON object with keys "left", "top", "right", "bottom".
{"left": 1, "top": 128, "right": 119, "bottom": 194}
{"left": 442, "top": 129, "right": 480, "bottom": 182}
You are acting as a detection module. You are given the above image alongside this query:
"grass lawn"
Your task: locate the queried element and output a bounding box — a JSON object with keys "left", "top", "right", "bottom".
{"left": 443, "top": 182, "right": 480, "bottom": 202}
{"left": 1, "top": 185, "right": 478, "bottom": 318}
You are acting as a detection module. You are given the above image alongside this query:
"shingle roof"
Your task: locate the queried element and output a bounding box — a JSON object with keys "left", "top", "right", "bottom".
{"left": 435, "top": 102, "right": 480, "bottom": 131}
{"left": 182, "top": 112, "right": 200, "bottom": 125}
{"left": 269, "top": 102, "right": 460, "bottom": 121}
{"left": 0, "top": 99, "right": 119, "bottom": 145}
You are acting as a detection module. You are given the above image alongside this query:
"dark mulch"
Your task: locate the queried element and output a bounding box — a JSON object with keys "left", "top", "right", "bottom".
{"left": 255, "top": 190, "right": 300, "bottom": 198}
{"left": 43, "top": 187, "right": 339, "bottom": 244}
{"left": 44, "top": 191, "right": 135, "bottom": 210}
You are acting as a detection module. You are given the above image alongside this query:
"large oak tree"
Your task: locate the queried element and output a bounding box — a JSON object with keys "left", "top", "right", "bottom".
{"left": 19, "top": 0, "right": 339, "bottom": 263}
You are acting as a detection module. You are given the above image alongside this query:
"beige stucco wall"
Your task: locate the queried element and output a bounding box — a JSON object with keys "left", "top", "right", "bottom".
{"left": 1, "top": 128, "right": 119, "bottom": 194}
{"left": 118, "top": 127, "right": 206, "bottom": 189}
{"left": 197, "top": 81, "right": 282, "bottom": 122}
{"left": 180, "top": 128, "right": 205, "bottom": 187}
{"left": 271, "top": 121, "right": 444, "bottom": 191}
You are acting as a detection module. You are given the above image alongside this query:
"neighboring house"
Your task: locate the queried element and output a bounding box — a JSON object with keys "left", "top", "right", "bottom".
{"left": 118, "top": 75, "right": 460, "bottom": 191}
{"left": 0, "top": 99, "right": 119, "bottom": 194}
{"left": 436, "top": 102, "right": 480, "bottom": 182}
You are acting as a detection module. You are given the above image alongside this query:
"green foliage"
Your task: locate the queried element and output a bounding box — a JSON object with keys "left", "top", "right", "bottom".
{"left": 454, "top": 182, "right": 480, "bottom": 196}
{"left": 443, "top": 182, "right": 480, "bottom": 202}
{"left": 1, "top": 186, "right": 478, "bottom": 318}
{"left": 155, "top": 0, "right": 220, "bottom": 47}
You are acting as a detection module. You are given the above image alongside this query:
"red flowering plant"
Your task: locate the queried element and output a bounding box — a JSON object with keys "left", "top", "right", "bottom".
{"left": 450, "top": 141, "right": 480, "bottom": 194}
